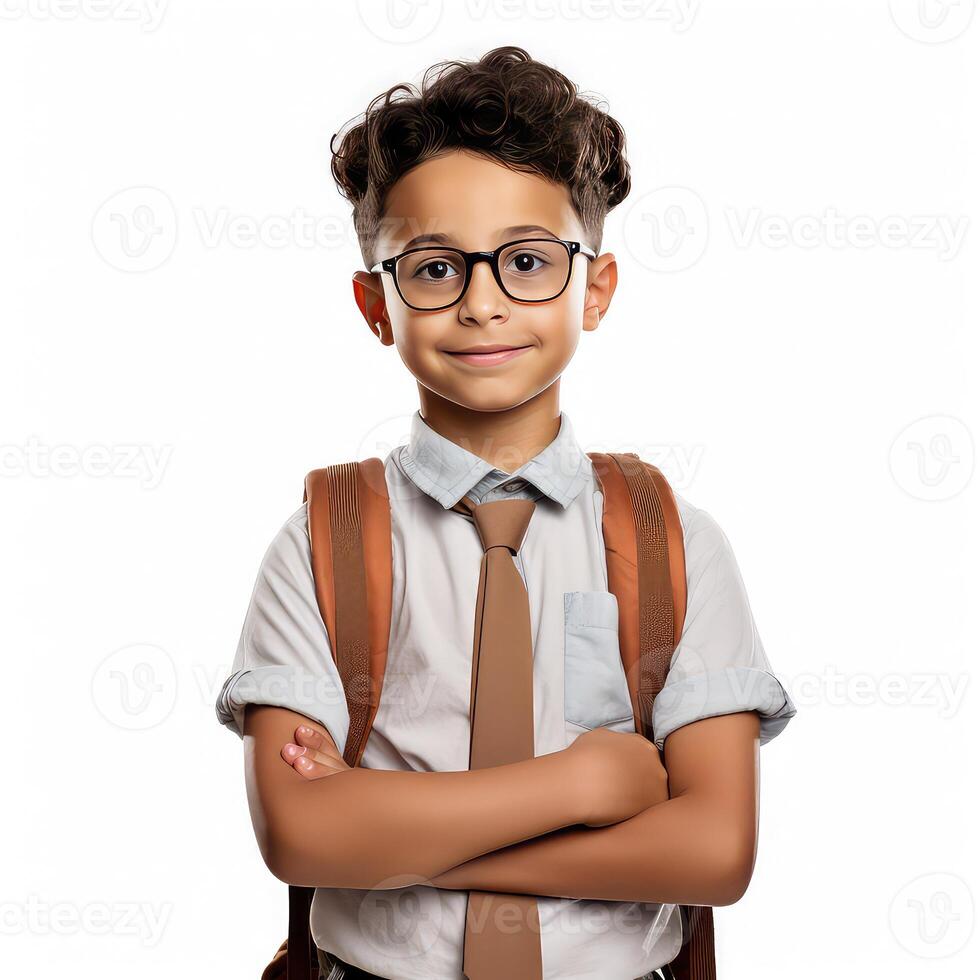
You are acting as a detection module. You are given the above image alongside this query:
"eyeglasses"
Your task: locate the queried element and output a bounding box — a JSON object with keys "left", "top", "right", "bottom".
{"left": 369, "top": 238, "right": 596, "bottom": 312}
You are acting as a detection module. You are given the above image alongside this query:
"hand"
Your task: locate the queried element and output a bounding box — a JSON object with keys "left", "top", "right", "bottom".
{"left": 280, "top": 723, "right": 351, "bottom": 780}
{"left": 565, "top": 727, "right": 670, "bottom": 827}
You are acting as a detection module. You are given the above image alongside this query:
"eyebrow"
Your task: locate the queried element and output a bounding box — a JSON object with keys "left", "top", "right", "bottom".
{"left": 402, "top": 225, "right": 560, "bottom": 249}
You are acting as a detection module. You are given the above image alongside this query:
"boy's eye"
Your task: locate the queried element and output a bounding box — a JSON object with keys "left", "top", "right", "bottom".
{"left": 412, "top": 257, "right": 462, "bottom": 282}
{"left": 503, "top": 250, "right": 551, "bottom": 275}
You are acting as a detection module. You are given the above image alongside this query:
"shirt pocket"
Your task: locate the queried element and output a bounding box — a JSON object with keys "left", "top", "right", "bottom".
{"left": 563, "top": 590, "right": 636, "bottom": 731}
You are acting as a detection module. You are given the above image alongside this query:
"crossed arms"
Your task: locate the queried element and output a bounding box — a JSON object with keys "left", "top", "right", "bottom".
{"left": 242, "top": 704, "right": 760, "bottom": 907}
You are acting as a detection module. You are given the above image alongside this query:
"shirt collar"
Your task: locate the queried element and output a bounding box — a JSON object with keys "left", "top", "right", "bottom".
{"left": 398, "top": 409, "right": 592, "bottom": 510}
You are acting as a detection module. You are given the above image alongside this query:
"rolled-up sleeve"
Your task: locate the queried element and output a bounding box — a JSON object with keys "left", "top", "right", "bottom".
{"left": 214, "top": 504, "right": 350, "bottom": 753}
{"left": 652, "top": 505, "right": 797, "bottom": 751}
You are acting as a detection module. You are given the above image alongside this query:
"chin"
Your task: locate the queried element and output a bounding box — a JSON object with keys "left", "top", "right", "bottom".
{"left": 440, "top": 382, "right": 554, "bottom": 414}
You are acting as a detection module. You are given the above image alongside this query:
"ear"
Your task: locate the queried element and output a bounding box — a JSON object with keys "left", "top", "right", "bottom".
{"left": 352, "top": 271, "right": 394, "bottom": 346}
{"left": 582, "top": 253, "right": 617, "bottom": 333}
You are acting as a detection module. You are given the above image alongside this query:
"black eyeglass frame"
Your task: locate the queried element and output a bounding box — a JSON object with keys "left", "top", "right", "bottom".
{"left": 369, "top": 237, "right": 597, "bottom": 312}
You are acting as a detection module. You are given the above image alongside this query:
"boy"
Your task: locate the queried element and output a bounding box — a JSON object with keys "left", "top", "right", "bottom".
{"left": 216, "top": 46, "right": 797, "bottom": 980}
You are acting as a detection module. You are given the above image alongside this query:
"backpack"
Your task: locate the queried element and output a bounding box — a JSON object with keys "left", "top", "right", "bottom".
{"left": 261, "top": 452, "right": 716, "bottom": 980}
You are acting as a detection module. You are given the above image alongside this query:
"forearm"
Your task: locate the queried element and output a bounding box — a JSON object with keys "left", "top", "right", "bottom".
{"left": 246, "top": 708, "right": 585, "bottom": 889}
{"left": 428, "top": 793, "right": 753, "bottom": 907}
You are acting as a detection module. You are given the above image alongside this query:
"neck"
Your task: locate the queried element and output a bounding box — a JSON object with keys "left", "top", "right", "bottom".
{"left": 417, "top": 381, "right": 561, "bottom": 475}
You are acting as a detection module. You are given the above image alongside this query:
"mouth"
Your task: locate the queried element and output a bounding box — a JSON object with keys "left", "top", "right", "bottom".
{"left": 442, "top": 344, "right": 534, "bottom": 367}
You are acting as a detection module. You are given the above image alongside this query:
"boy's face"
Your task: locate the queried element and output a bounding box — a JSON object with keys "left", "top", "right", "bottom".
{"left": 353, "top": 149, "right": 616, "bottom": 414}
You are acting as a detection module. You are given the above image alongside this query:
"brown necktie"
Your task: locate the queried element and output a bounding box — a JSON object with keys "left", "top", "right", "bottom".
{"left": 450, "top": 493, "right": 543, "bottom": 980}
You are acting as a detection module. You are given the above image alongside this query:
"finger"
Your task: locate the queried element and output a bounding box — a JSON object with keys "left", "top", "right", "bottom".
{"left": 281, "top": 742, "right": 347, "bottom": 773}
{"left": 290, "top": 753, "right": 335, "bottom": 780}
{"left": 294, "top": 724, "right": 343, "bottom": 761}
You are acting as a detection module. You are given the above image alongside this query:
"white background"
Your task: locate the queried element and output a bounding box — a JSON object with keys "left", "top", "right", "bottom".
{"left": 2, "top": 1, "right": 978, "bottom": 977}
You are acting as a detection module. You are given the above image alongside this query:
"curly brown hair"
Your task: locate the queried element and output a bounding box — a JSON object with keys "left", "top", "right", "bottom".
{"left": 329, "top": 45, "right": 631, "bottom": 268}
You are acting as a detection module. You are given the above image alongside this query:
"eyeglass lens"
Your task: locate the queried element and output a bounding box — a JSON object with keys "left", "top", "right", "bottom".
{"left": 394, "top": 239, "right": 572, "bottom": 309}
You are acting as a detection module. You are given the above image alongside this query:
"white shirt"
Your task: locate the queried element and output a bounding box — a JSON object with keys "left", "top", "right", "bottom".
{"left": 216, "top": 409, "right": 797, "bottom": 980}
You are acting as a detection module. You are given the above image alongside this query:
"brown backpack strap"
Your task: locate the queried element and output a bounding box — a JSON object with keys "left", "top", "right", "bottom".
{"left": 588, "top": 451, "right": 716, "bottom": 980}
{"left": 668, "top": 903, "right": 717, "bottom": 980}
{"left": 279, "top": 459, "right": 392, "bottom": 980}
{"left": 587, "top": 451, "right": 686, "bottom": 740}
{"left": 286, "top": 885, "right": 317, "bottom": 980}
{"left": 304, "top": 458, "right": 393, "bottom": 767}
